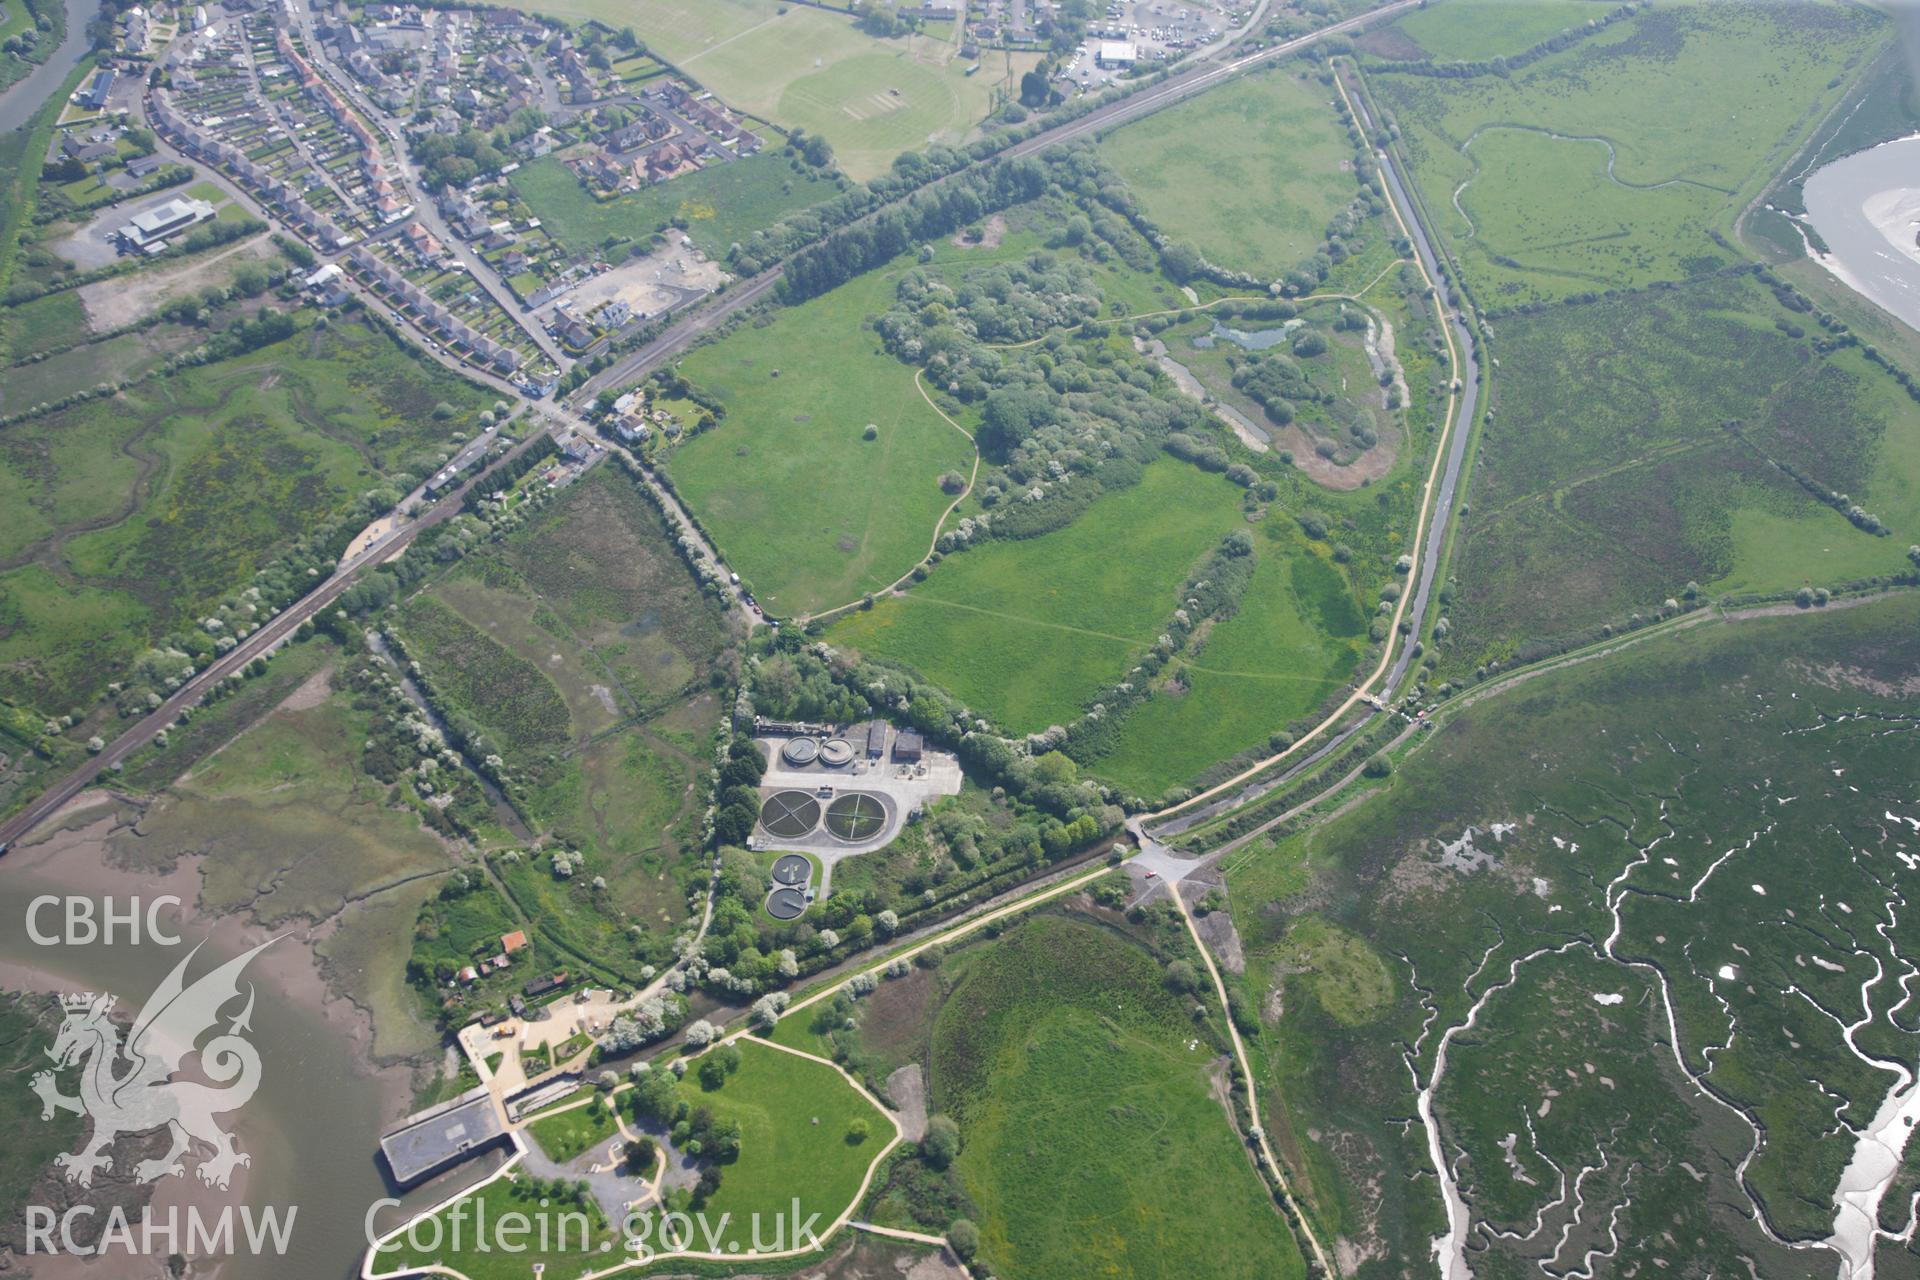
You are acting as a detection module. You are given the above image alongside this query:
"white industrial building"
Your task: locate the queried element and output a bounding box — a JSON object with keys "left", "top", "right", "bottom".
{"left": 116, "top": 196, "right": 218, "bottom": 252}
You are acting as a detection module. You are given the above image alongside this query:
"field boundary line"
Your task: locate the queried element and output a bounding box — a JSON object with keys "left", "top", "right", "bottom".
{"left": 861, "top": 593, "right": 1143, "bottom": 644}
{"left": 676, "top": 9, "right": 790, "bottom": 70}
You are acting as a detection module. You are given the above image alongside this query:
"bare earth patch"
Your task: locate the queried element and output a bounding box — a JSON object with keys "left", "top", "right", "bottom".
{"left": 1271, "top": 419, "right": 1401, "bottom": 491}
{"left": 77, "top": 233, "right": 277, "bottom": 331}
{"left": 1135, "top": 334, "right": 1401, "bottom": 489}
{"left": 885, "top": 1063, "right": 929, "bottom": 1141}
{"left": 277, "top": 665, "right": 335, "bottom": 713}
{"left": 1191, "top": 902, "right": 1246, "bottom": 975}
{"left": 949, "top": 213, "right": 1007, "bottom": 249}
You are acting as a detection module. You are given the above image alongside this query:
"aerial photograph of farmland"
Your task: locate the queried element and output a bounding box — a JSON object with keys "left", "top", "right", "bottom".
{"left": 2, "top": 0, "right": 1920, "bottom": 1277}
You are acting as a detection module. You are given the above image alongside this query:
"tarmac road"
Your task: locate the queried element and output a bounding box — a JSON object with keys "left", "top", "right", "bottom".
{"left": 1143, "top": 63, "right": 1482, "bottom": 844}
{"left": 1356, "top": 74, "right": 1480, "bottom": 705}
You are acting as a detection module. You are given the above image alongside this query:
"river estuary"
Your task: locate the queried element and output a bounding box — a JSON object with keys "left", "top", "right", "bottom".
{"left": 0, "top": 814, "right": 481, "bottom": 1280}
{"left": 1803, "top": 134, "right": 1920, "bottom": 335}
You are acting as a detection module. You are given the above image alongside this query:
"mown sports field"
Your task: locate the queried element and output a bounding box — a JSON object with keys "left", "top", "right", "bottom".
{"left": 497, "top": 0, "right": 1036, "bottom": 181}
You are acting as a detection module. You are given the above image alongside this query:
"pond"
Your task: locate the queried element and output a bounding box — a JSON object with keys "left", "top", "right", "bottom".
{"left": 1191, "top": 318, "right": 1304, "bottom": 351}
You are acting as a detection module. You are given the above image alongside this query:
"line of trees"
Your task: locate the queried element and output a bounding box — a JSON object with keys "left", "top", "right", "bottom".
{"left": 778, "top": 155, "right": 1053, "bottom": 302}
{"left": 1371, "top": 3, "right": 1638, "bottom": 79}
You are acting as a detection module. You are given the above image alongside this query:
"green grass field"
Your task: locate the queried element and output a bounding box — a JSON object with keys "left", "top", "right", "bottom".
{"left": 1371, "top": 0, "right": 1887, "bottom": 305}
{"left": 511, "top": 152, "right": 841, "bottom": 260}
{"left": 1100, "top": 66, "right": 1358, "bottom": 279}
{"left": 375, "top": 1175, "right": 621, "bottom": 1280}
{"left": 1378, "top": 0, "right": 1608, "bottom": 62}
{"left": 1447, "top": 124, "right": 1729, "bottom": 298}
{"left": 527, "top": 1097, "right": 620, "bottom": 1163}
{"left": 510, "top": 0, "right": 1035, "bottom": 181}
{"left": 930, "top": 914, "right": 1306, "bottom": 1280}
{"left": 829, "top": 461, "right": 1248, "bottom": 733}
{"left": 377, "top": 1038, "right": 886, "bottom": 1273}
{"left": 0, "top": 321, "right": 203, "bottom": 414}
{"left": 661, "top": 1039, "right": 890, "bottom": 1252}
{"left": 2, "top": 287, "right": 91, "bottom": 360}
{"left": 1220, "top": 594, "right": 1920, "bottom": 1270}
{"left": 667, "top": 267, "right": 974, "bottom": 617}
{"left": 1086, "top": 527, "right": 1368, "bottom": 795}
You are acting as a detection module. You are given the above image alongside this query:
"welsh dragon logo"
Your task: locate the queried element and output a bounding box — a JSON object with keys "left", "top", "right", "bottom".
{"left": 30, "top": 938, "right": 278, "bottom": 1190}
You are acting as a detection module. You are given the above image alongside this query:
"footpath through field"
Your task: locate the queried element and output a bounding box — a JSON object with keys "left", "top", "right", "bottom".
{"left": 796, "top": 369, "right": 980, "bottom": 626}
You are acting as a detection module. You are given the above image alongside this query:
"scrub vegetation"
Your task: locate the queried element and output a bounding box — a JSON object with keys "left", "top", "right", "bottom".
{"left": 0, "top": 311, "right": 493, "bottom": 729}
{"left": 390, "top": 465, "right": 738, "bottom": 984}
{"left": 929, "top": 913, "right": 1306, "bottom": 1280}
{"left": 1434, "top": 271, "right": 1920, "bottom": 675}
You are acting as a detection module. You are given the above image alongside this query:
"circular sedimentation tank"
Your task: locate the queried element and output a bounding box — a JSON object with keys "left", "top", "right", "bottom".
{"left": 781, "top": 737, "right": 820, "bottom": 766}
{"left": 819, "top": 738, "right": 854, "bottom": 767}
{"left": 766, "top": 887, "right": 808, "bottom": 920}
{"left": 759, "top": 791, "right": 822, "bottom": 839}
{"left": 825, "top": 792, "right": 888, "bottom": 842}
{"left": 771, "top": 853, "right": 811, "bottom": 886}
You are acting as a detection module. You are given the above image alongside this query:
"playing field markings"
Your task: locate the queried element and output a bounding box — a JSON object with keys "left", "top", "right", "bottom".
{"left": 679, "top": 9, "right": 788, "bottom": 66}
